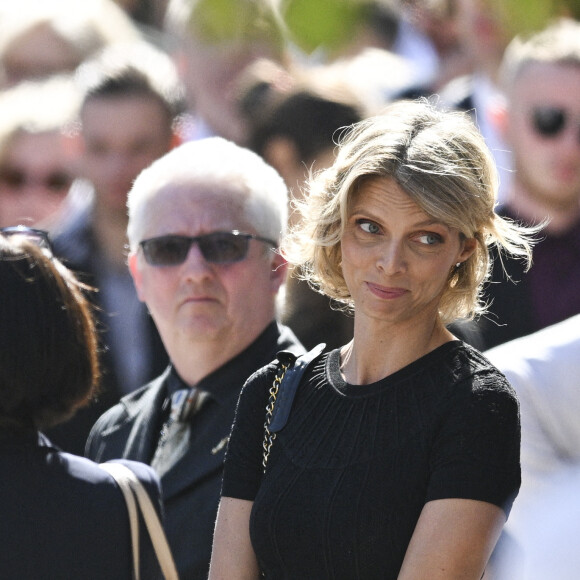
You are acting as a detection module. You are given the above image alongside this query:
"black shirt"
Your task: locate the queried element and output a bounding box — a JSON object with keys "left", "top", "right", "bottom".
{"left": 223, "top": 341, "right": 521, "bottom": 579}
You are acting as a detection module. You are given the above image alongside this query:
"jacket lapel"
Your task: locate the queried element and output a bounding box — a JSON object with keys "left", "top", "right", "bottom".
{"left": 96, "top": 370, "right": 170, "bottom": 463}
{"left": 158, "top": 392, "right": 238, "bottom": 500}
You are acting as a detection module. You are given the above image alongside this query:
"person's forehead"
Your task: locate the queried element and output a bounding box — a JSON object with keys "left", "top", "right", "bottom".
{"left": 80, "top": 97, "right": 172, "bottom": 151}
{"left": 512, "top": 62, "right": 580, "bottom": 103}
{"left": 7, "top": 131, "right": 69, "bottom": 164}
{"left": 3, "top": 24, "right": 80, "bottom": 77}
{"left": 141, "top": 183, "right": 251, "bottom": 236}
{"left": 352, "top": 177, "right": 430, "bottom": 215}
{"left": 81, "top": 95, "right": 170, "bottom": 129}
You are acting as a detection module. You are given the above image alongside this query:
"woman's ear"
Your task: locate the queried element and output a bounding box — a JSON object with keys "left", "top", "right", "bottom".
{"left": 458, "top": 237, "right": 477, "bottom": 263}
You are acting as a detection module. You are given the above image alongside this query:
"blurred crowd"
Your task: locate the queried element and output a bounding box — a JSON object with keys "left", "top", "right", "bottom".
{"left": 1, "top": 0, "right": 580, "bottom": 578}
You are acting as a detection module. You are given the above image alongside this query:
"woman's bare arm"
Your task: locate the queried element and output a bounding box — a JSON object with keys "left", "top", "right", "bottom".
{"left": 208, "top": 497, "right": 260, "bottom": 580}
{"left": 398, "top": 498, "right": 506, "bottom": 579}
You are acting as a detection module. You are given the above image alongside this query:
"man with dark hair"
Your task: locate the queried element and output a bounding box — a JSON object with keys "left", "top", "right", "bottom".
{"left": 246, "top": 78, "right": 364, "bottom": 349}
{"left": 47, "top": 40, "right": 186, "bottom": 455}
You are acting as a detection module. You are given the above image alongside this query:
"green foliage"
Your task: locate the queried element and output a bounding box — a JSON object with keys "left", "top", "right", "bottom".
{"left": 186, "top": 0, "right": 578, "bottom": 54}
{"left": 189, "top": 0, "right": 285, "bottom": 45}
{"left": 495, "top": 0, "right": 561, "bottom": 38}
{"left": 281, "top": 0, "right": 367, "bottom": 54}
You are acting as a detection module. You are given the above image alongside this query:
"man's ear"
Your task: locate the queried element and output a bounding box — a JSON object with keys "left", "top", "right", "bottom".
{"left": 128, "top": 252, "right": 146, "bottom": 302}
{"left": 169, "top": 129, "right": 183, "bottom": 150}
{"left": 490, "top": 100, "right": 509, "bottom": 142}
{"left": 269, "top": 250, "right": 288, "bottom": 293}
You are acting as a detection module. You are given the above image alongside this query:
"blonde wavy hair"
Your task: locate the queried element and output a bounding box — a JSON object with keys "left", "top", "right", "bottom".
{"left": 283, "top": 99, "right": 537, "bottom": 325}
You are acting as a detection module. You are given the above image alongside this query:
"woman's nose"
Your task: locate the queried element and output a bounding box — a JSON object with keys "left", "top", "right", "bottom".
{"left": 377, "top": 241, "right": 407, "bottom": 275}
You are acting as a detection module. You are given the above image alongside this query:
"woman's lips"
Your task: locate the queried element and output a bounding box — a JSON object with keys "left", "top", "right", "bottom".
{"left": 366, "top": 282, "right": 408, "bottom": 299}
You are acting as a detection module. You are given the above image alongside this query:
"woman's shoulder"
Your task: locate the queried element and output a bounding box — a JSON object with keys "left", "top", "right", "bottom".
{"left": 104, "top": 458, "right": 161, "bottom": 489}
{"left": 238, "top": 348, "right": 332, "bottom": 419}
{"left": 239, "top": 358, "right": 282, "bottom": 403}
{"left": 245, "top": 358, "right": 280, "bottom": 386}
{"left": 244, "top": 347, "right": 328, "bottom": 391}
{"left": 438, "top": 341, "right": 519, "bottom": 409}
{"left": 52, "top": 450, "right": 161, "bottom": 496}
{"left": 425, "top": 340, "right": 517, "bottom": 400}
{"left": 98, "top": 459, "right": 163, "bottom": 509}
{"left": 443, "top": 339, "right": 509, "bottom": 376}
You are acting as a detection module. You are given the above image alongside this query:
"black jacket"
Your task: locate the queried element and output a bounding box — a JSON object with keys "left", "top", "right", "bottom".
{"left": 0, "top": 432, "right": 163, "bottom": 579}
{"left": 86, "top": 322, "right": 304, "bottom": 580}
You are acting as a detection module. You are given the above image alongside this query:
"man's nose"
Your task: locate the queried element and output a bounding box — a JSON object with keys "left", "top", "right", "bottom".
{"left": 181, "top": 242, "right": 213, "bottom": 276}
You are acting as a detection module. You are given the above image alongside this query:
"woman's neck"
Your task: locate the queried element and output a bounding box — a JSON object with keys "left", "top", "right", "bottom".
{"left": 340, "top": 316, "right": 454, "bottom": 385}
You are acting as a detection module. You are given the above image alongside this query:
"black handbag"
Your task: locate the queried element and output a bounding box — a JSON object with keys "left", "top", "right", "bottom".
{"left": 262, "top": 343, "right": 326, "bottom": 471}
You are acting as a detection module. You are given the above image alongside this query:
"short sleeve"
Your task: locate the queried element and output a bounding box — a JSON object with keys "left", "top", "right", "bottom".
{"left": 220, "top": 364, "right": 275, "bottom": 500}
{"left": 427, "top": 369, "right": 521, "bottom": 516}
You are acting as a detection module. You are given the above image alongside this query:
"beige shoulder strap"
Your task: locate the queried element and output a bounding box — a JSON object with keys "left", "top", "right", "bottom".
{"left": 100, "top": 462, "right": 179, "bottom": 580}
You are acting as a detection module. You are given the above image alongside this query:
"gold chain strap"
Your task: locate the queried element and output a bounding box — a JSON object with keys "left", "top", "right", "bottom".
{"left": 262, "top": 362, "right": 289, "bottom": 473}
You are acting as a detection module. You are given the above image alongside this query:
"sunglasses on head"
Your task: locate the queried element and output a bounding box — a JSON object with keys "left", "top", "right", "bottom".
{"left": 139, "top": 230, "right": 278, "bottom": 266}
{"left": 531, "top": 106, "right": 580, "bottom": 141}
{"left": 0, "top": 167, "right": 72, "bottom": 192}
{"left": 1, "top": 225, "right": 52, "bottom": 252}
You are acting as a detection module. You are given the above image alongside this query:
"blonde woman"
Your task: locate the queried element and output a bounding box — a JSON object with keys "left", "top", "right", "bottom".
{"left": 209, "top": 100, "right": 535, "bottom": 580}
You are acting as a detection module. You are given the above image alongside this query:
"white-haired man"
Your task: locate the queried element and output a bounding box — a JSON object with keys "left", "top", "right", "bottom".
{"left": 86, "top": 137, "right": 304, "bottom": 580}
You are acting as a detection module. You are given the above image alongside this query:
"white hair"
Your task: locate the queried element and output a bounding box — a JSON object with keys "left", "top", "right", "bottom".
{"left": 127, "top": 137, "right": 288, "bottom": 250}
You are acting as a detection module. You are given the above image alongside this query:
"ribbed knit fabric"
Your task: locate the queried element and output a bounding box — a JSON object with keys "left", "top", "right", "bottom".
{"left": 222, "top": 341, "right": 521, "bottom": 579}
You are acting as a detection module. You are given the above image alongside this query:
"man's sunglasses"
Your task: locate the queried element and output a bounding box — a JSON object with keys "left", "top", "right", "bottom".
{"left": 139, "top": 231, "right": 278, "bottom": 266}
{"left": 531, "top": 106, "right": 580, "bottom": 142}
{"left": 1, "top": 225, "right": 52, "bottom": 252}
{"left": 0, "top": 167, "right": 72, "bottom": 192}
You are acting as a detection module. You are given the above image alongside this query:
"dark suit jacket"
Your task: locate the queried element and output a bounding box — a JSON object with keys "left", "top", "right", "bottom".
{"left": 86, "top": 322, "right": 304, "bottom": 580}
{"left": 47, "top": 200, "right": 168, "bottom": 456}
{"left": 0, "top": 431, "right": 162, "bottom": 579}
{"left": 449, "top": 244, "right": 534, "bottom": 351}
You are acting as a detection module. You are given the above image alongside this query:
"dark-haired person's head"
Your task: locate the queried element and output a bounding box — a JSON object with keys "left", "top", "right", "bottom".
{"left": 76, "top": 40, "right": 186, "bottom": 214}
{"left": 0, "top": 234, "right": 99, "bottom": 431}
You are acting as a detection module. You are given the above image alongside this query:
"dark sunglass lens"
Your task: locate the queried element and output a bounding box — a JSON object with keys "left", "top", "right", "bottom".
{"left": 533, "top": 107, "right": 566, "bottom": 137}
{"left": 0, "top": 168, "right": 25, "bottom": 188}
{"left": 200, "top": 233, "right": 248, "bottom": 263}
{"left": 46, "top": 172, "right": 72, "bottom": 191}
{"left": 144, "top": 237, "right": 191, "bottom": 265}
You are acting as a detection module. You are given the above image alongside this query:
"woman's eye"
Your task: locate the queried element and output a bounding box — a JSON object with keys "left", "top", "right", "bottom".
{"left": 417, "top": 233, "right": 442, "bottom": 245}
{"left": 358, "top": 220, "right": 380, "bottom": 234}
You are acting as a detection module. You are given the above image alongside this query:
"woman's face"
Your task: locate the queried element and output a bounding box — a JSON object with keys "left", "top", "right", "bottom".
{"left": 340, "top": 176, "right": 475, "bottom": 328}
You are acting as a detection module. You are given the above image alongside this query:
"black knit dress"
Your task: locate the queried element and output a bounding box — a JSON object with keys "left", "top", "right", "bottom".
{"left": 222, "top": 341, "right": 521, "bottom": 579}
